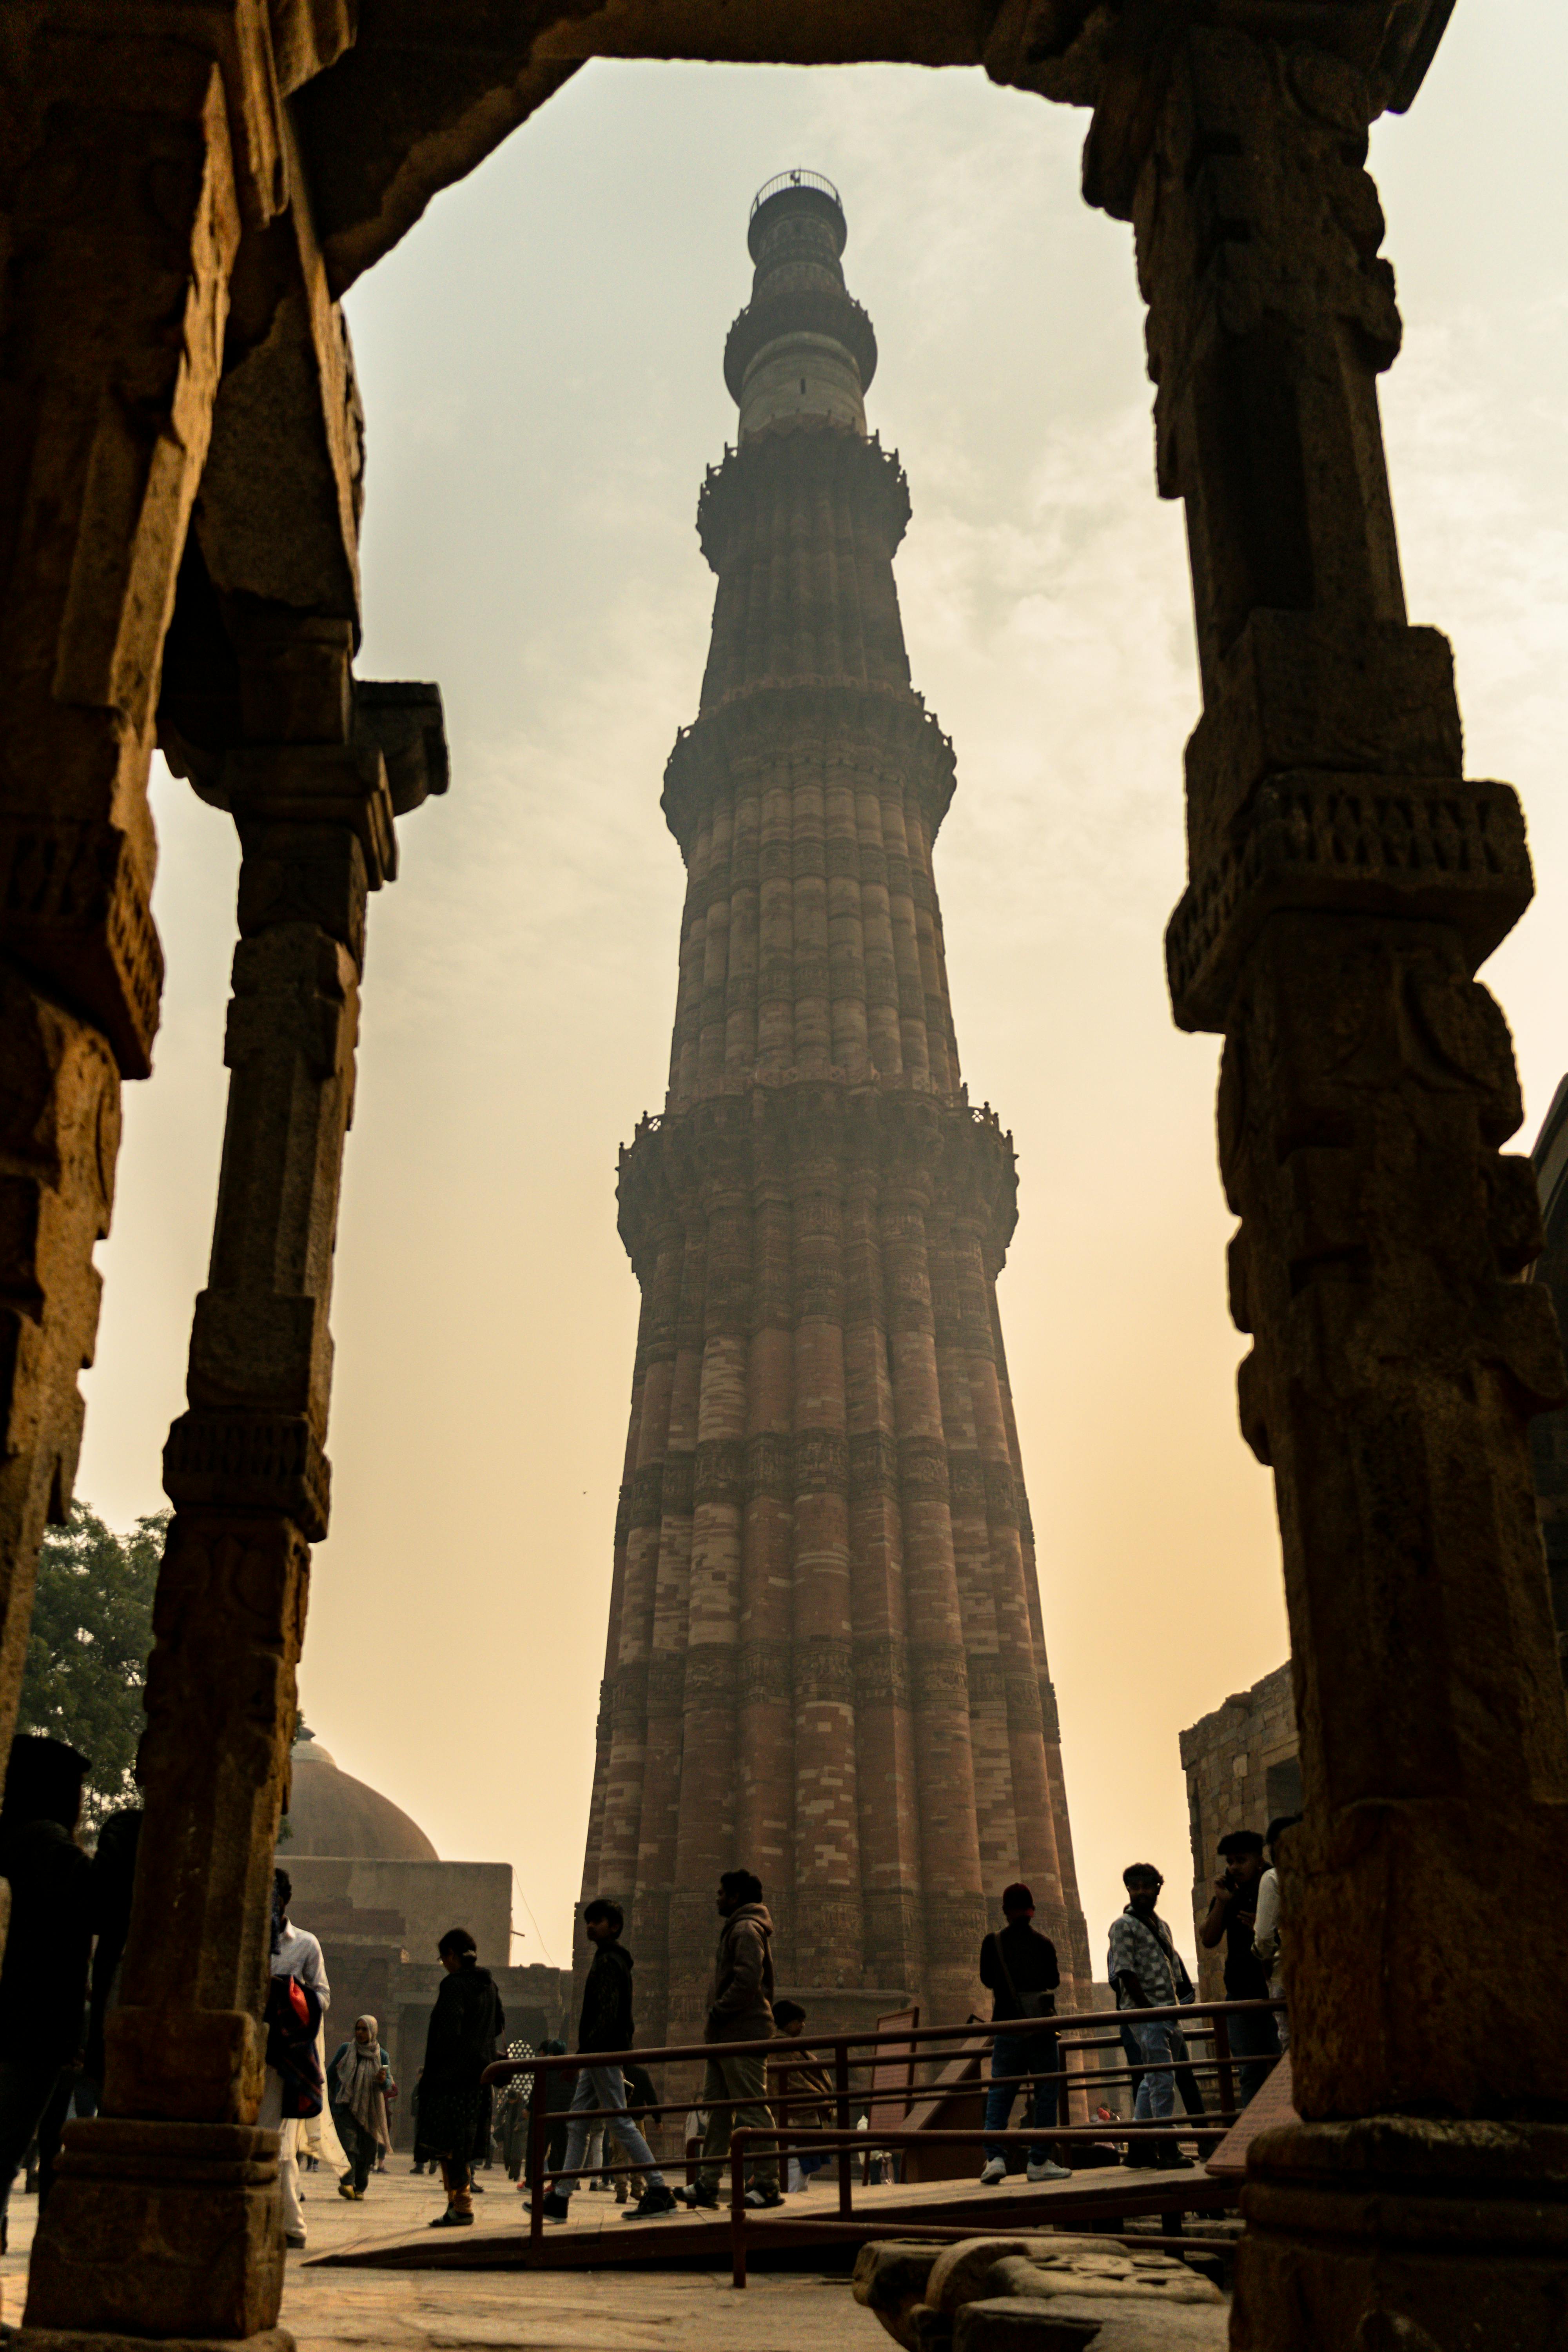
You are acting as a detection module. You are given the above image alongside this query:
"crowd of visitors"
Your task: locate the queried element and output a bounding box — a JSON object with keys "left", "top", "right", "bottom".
{"left": 0, "top": 1725, "right": 1297, "bottom": 2248}
{"left": 517, "top": 1822, "right": 1294, "bottom": 2222}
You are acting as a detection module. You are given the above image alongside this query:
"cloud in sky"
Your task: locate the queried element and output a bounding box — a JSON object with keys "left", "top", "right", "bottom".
{"left": 80, "top": 4, "right": 1568, "bottom": 1975}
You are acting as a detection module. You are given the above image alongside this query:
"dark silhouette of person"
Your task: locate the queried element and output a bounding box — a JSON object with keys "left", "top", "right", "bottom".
{"left": 82, "top": 1800, "right": 142, "bottom": 2098}
{"left": 0, "top": 1737, "right": 93, "bottom": 2245}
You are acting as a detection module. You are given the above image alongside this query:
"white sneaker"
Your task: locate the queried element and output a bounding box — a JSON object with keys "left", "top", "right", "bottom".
{"left": 980, "top": 2156, "right": 1007, "bottom": 2185}
{"left": 1027, "top": 2158, "right": 1073, "bottom": 2182}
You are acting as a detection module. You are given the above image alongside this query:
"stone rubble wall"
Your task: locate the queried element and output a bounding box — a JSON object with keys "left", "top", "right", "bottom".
{"left": 1179, "top": 1664, "right": 1298, "bottom": 2003}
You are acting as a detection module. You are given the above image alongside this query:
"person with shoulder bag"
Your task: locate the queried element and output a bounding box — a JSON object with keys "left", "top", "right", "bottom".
{"left": 977, "top": 1884, "right": 1072, "bottom": 2185}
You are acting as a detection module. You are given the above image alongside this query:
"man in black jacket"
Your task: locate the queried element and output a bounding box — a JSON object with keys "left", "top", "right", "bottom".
{"left": 1198, "top": 1828, "right": 1281, "bottom": 2105}
{"left": 978, "top": 1882, "right": 1072, "bottom": 2186}
{"left": 543, "top": 1899, "right": 675, "bottom": 2221}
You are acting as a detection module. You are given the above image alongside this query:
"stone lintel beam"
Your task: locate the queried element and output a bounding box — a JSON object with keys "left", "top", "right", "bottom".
{"left": 279, "top": 0, "right": 1455, "bottom": 301}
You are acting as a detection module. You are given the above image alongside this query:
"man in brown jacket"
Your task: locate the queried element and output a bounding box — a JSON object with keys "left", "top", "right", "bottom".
{"left": 675, "top": 1870, "right": 780, "bottom": 2209}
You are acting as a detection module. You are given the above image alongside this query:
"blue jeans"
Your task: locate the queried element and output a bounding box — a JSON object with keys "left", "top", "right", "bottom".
{"left": 555, "top": 2065, "right": 663, "bottom": 2198}
{"left": 983, "top": 2031, "right": 1058, "bottom": 2164}
{"left": 1130, "top": 2020, "right": 1176, "bottom": 2122}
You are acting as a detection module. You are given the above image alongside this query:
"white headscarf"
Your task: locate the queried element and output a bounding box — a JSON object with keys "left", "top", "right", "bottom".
{"left": 341, "top": 2014, "right": 388, "bottom": 2144}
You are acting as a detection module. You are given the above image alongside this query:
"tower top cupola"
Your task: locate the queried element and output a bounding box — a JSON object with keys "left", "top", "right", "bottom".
{"left": 724, "top": 169, "right": 878, "bottom": 443}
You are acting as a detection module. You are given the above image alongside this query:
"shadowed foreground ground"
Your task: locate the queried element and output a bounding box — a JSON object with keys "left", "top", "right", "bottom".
{"left": 1, "top": 2163, "right": 886, "bottom": 2350}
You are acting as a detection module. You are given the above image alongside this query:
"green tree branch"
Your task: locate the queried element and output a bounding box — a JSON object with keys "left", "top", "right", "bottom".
{"left": 17, "top": 1501, "right": 166, "bottom": 1831}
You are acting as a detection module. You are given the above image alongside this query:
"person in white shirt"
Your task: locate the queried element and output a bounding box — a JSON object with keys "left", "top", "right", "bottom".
{"left": 261, "top": 1869, "right": 330, "bottom": 2249}
{"left": 1252, "top": 1814, "right": 1300, "bottom": 2051}
{"left": 272, "top": 1906, "right": 330, "bottom": 2011}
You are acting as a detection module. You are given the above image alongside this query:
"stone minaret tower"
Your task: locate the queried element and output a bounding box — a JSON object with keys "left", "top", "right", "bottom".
{"left": 580, "top": 172, "right": 1090, "bottom": 2038}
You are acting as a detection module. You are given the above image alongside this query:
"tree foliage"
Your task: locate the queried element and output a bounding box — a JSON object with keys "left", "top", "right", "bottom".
{"left": 16, "top": 1502, "right": 167, "bottom": 1830}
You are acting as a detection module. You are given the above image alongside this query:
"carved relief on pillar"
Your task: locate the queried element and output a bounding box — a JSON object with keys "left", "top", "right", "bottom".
{"left": 0, "top": 978, "right": 121, "bottom": 1750}
{"left": 27, "top": 646, "right": 446, "bottom": 2348}
{"left": 1089, "top": 15, "right": 1568, "bottom": 2344}
{"left": 0, "top": 11, "right": 262, "bottom": 1926}
{"left": 1218, "top": 912, "right": 1567, "bottom": 2113}
{"left": 100, "top": 1513, "right": 311, "bottom": 2124}
{"left": 1116, "top": 9, "right": 1568, "bottom": 2111}
{"left": 2, "top": 13, "right": 424, "bottom": 2345}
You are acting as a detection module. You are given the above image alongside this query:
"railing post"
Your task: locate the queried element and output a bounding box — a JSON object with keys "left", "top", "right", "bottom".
{"left": 1213, "top": 2008, "right": 1237, "bottom": 2122}
{"left": 730, "top": 2127, "right": 747, "bottom": 2289}
{"left": 528, "top": 2061, "right": 547, "bottom": 2250}
{"left": 834, "top": 2041, "right": 853, "bottom": 2220}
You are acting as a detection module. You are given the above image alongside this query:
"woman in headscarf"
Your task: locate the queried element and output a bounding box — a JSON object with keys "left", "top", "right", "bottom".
{"left": 415, "top": 1928, "right": 504, "bottom": 2228}
{"left": 326, "top": 2016, "right": 391, "bottom": 2200}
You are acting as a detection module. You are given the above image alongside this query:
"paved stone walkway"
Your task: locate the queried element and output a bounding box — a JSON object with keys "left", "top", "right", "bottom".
{"left": 1, "top": 2163, "right": 886, "bottom": 2350}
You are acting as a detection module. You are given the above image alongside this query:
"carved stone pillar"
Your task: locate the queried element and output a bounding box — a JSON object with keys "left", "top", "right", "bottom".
{"left": 1088, "top": 21, "right": 1568, "bottom": 2347}
{"left": 20, "top": 628, "right": 445, "bottom": 2348}
{"left": 0, "top": 4, "right": 254, "bottom": 1850}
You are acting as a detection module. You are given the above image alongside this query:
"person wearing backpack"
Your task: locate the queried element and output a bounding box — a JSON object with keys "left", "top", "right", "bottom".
{"left": 977, "top": 1884, "right": 1072, "bottom": 2185}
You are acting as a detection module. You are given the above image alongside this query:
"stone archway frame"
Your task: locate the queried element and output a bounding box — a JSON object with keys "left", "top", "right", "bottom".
{"left": 10, "top": 6, "right": 1564, "bottom": 2352}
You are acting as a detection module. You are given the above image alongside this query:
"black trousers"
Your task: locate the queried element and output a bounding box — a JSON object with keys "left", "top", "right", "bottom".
{"left": 1228, "top": 2006, "right": 1282, "bottom": 2105}
{"left": 0, "top": 2058, "right": 69, "bottom": 2226}
{"left": 335, "top": 2109, "right": 377, "bottom": 2193}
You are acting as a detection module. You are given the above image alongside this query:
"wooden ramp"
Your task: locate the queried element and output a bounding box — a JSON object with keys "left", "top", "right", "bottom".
{"left": 308, "top": 2165, "right": 1239, "bottom": 2272}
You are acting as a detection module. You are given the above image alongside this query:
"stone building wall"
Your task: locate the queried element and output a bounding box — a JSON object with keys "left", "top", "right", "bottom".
{"left": 285, "top": 1863, "right": 571, "bottom": 2139}
{"left": 285, "top": 1853, "right": 513, "bottom": 1971}
{"left": 1179, "top": 1665, "right": 1300, "bottom": 2002}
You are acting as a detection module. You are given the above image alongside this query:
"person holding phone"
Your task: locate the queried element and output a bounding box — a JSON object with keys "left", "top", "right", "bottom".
{"left": 1198, "top": 1828, "right": 1281, "bottom": 2103}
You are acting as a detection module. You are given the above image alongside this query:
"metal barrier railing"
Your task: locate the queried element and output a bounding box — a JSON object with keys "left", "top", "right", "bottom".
{"left": 481, "top": 1994, "right": 1285, "bottom": 2278}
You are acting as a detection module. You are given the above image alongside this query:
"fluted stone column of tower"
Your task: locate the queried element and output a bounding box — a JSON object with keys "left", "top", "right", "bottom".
{"left": 580, "top": 174, "right": 1090, "bottom": 2042}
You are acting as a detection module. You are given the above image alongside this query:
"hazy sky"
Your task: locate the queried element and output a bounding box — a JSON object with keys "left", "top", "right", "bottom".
{"left": 79, "top": 0, "right": 1566, "bottom": 1977}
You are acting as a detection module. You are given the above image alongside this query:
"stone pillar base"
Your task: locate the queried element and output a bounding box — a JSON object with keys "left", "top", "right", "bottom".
{"left": 17, "top": 2334, "right": 293, "bottom": 2352}
{"left": 22, "top": 2122, "right": 287, "bottom": 2343}
{"left": 1234, "top": 2117, "right": 1568, "bottom": 2352}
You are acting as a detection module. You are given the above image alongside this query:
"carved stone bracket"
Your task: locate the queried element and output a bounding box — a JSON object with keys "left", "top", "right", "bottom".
{"left": 163, "top": 1408, "right": 329, "bottom": 1541}
{"left": 0, "top": 818, "right": 164, "bottom": 1081}
{"left": 1168, "top": 771, "right": 1532, "bottom": 1033}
